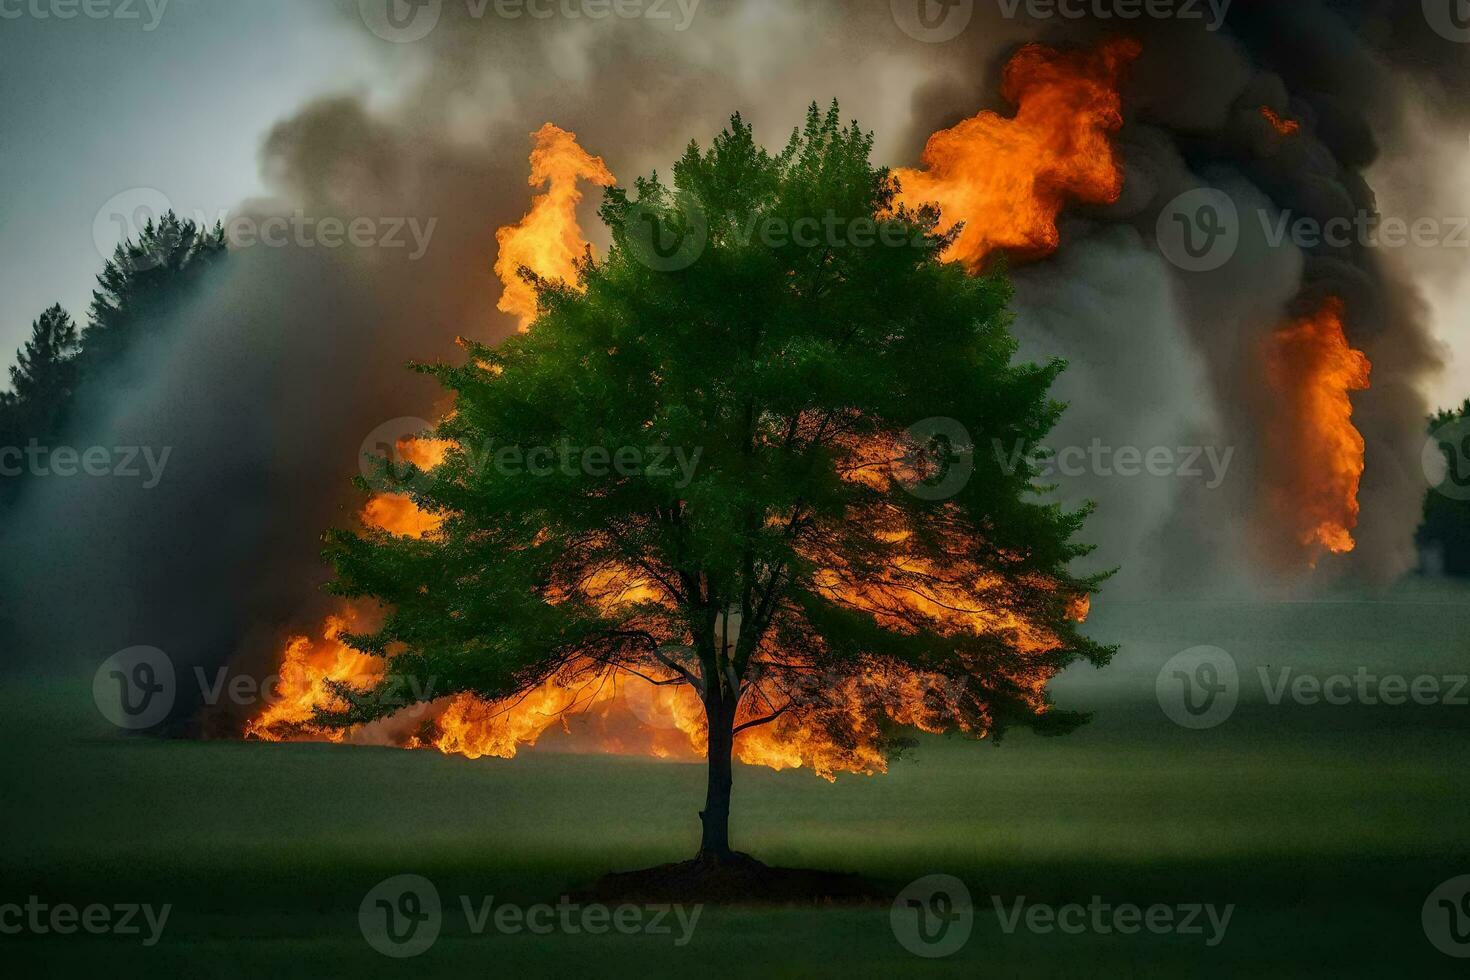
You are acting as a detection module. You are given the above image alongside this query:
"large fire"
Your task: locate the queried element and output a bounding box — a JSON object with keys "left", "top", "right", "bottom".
{"left": 493, "top": 122, "right": 615, "bottom": 330}
{"left": 893, "top": 38, "right": 1140, "bottom": 270}
{"left": 246, "top": 47, "right": 1128, "bottom": 776}
{"left": 1259, "top": 297, "right": 1372, "bottom": 567}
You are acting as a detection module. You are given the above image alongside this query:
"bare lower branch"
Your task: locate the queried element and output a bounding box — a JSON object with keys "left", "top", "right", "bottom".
{"left": 733, "top": 701, "right": 793, "bottom": 735}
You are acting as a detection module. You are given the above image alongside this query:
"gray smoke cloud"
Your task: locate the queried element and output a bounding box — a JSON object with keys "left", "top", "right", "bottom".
{"left": 1, "top": 0, "right": 1457, "bottom": 727}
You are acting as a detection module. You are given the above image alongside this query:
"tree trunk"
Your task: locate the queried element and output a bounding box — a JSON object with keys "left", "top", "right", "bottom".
{"left": 698, "top": 695, "right": 735, "bottom": 861}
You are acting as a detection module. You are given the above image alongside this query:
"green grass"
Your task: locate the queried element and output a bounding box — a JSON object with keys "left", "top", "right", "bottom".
{"left": 3, "top": 583, "right": 1469, "bottom": 976}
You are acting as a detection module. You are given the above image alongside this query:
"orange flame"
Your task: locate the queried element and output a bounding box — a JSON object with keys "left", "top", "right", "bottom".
{"left": 245, "top": 612, "right": 382, "bottom": 742}
{"left": 358, "top": 436, "right": 452, "bottom": 538}
{"left": 1260, "top": 106, "right": 1300, "bottom": 137}
{"left": 493, "top": 123, "right": 616, "bottom": 330}
{"left": 245, "top": 84, "right": 1115, "bottom": 773}
{"left": 1260, "top": 297, "right": 1372, "bottom": 567}
{"left": 894, "top": 39, "right": 1140, "bottom": 270}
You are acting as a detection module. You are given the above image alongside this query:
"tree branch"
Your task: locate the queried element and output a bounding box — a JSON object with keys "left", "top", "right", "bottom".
{"left": 733, "top": 701, "right": 793, "bottom": 735}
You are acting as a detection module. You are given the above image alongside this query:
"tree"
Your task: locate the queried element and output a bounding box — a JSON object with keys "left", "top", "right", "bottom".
{"left": 1419, "top": 399, "right": 1470, "bottom": 577}
{"left": 80, "top": 212, "right": 227, "bottom": 382}
{"left": 2, "top": 304, "right": 81, "bottom": 506}
{"left": 5, "top": 304, "right": 81, "bottom": 436}
{"left": 319, "top": 105, "right": 1109, "bottom": 863}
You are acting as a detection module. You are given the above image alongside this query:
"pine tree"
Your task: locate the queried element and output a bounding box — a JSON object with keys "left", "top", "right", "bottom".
{"left": 1, "top": 303, "right": 82, "bottom": 464}
{"left": 80, "top": 212, "right": 227, "bottom": 382}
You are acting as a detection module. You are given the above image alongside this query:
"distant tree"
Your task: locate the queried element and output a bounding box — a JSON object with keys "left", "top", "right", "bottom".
{"left": 1, "top": 214, "right": 226, "bottom": 504}
{"left": 1419, "top": 399, "right": 1470, "bottom": 577}
{"left": 5, "top": 304, "right": 81, "bottom": 437}
{"left": 1, "top": 304, "right": 81, "bottom": 506}
{"left": 80, "top": 212, "right": 227, "bottom": 382}
{"left": 313, "top": 106, "right": 1108, "bottom": 865}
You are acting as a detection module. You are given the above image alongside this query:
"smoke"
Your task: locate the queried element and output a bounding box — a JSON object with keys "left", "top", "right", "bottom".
{"left": 1, "top": 0, "right": 1458, "bottom": 720}
{"left": 904, "top": 0, "right": 1452, "bottom": 589}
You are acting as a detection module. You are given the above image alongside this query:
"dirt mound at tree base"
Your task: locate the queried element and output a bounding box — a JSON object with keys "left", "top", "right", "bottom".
{"left": 578, "top": 852, "right": 888, "bottom": 906}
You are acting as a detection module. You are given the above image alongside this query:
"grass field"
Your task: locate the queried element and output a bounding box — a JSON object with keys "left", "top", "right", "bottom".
{"left": 4, "top": 583, "right": 1469, "bottom": 977}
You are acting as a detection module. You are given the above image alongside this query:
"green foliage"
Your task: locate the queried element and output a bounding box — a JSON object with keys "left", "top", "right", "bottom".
{"left": 1, "top": 211, "right": 227, "bottom": 506}
{"left": 1419, "top": 398, "right": 1470, "bottom": 577}
{"left": 80, "top": 211, "right": 227, "bottom": 383}
{"left": 322, "top": 104, "right": 1109, "bottom": 760}
{"left": 2, "top": 304, "right": 80, "bottom": 446}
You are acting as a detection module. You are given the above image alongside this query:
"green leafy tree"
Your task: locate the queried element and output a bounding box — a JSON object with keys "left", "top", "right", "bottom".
{"left": 1419, "top": 399, "right": 1470, "bottom": 577}
{"left": 81, "top": 212, "right": 227, "bottom": 382}
{"left": 320, "top": 105, "right": 1109, "bottom": 862}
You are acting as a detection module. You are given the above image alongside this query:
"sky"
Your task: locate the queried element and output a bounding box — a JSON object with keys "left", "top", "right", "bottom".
{"left": 0, "top": 0, "right": 368, "bottom": 371}
{"left": 1, "top": 0, "right": 1468, "bottom": 412}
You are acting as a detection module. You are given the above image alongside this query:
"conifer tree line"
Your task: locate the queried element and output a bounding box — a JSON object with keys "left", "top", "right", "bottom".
{"left": 0, "top": 214, "right": 226, "bottom": 504}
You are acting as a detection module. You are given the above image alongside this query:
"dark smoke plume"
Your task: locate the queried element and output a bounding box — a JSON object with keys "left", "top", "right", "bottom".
{"left": 2, "top": 0, "right": 1456, "bottom": 728}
